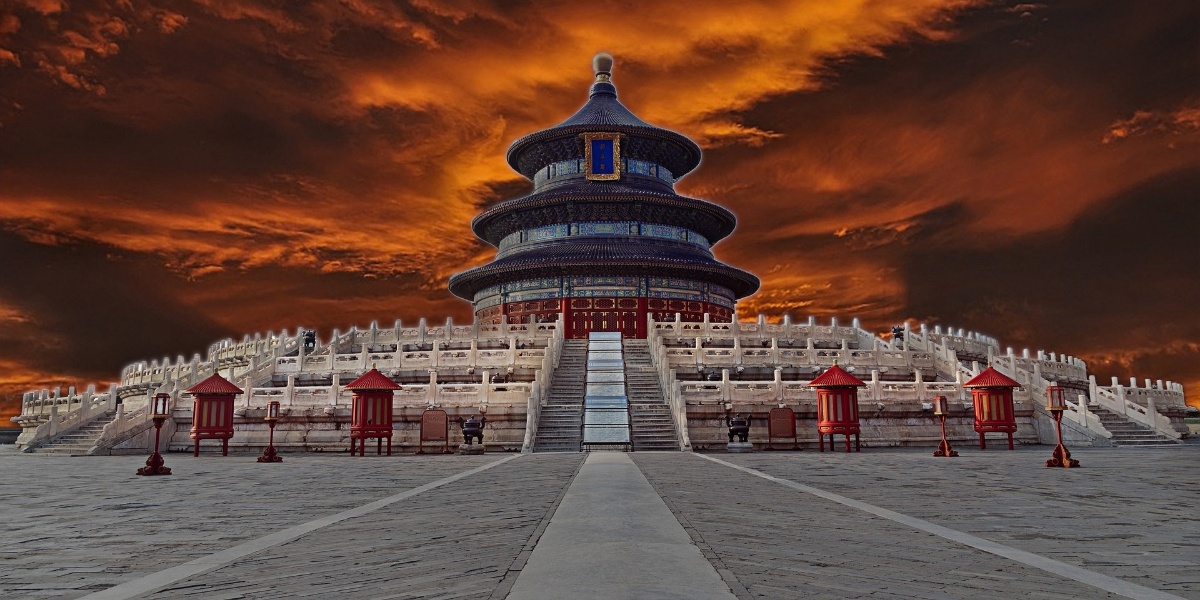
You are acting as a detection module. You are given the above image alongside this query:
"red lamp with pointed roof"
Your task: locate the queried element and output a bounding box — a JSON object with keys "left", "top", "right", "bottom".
{"left": 809, "top": 364, "right": 866, "bottom": 453}
{"left": 345, "top": 368, "right": 401, "bottom": 456}
{"left": 186, "top": 373, "right": 244, "bottom": 457}
{"left": 964, "top": 366, "right": 1021, "bottom": 450}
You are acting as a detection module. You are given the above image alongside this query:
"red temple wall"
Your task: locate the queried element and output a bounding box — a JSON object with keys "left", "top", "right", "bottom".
{"left": 475, "top": 297, "right": 733, "bottom": 339}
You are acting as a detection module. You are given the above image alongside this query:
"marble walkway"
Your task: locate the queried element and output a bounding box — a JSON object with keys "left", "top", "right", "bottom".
{"left": 1, "top": 444, "right": 1197, "bottom": 599}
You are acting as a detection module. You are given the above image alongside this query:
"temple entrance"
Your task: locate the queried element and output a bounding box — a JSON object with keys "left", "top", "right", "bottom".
{"left": 565, "top": 298, "right": 642, "bottom": 339}
{"left": 485, "top": 297, "right": 734, "bottom": 339}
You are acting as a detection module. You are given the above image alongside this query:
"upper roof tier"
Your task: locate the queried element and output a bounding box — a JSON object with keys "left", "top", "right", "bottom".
{"left": 471, "top": 185, "right": 739, "bottom": 246}
{"left": 506, "top": 54, "right": 703, "bottom": 181}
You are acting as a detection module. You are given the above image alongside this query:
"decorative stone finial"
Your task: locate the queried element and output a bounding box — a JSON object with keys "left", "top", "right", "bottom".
{"left": 593, "top": 52, "right": 613, "bottom": 82}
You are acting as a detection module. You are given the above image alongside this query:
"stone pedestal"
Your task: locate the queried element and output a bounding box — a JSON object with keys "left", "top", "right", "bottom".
{"left": 726, "top": 441, "right": 754, "bottom": 453}
{"left": 458, "top": 443, "right": 485, "bottom": 455}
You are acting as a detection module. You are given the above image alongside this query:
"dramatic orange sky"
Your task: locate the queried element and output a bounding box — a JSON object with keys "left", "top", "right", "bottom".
{"left": 1, "top": 0, "right": 1197, "bottom": 423}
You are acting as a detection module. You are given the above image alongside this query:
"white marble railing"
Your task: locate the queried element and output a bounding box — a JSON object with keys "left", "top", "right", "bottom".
{"left": 239, "top": 381, "right": 535, "bottom": 410}
{"left": 990, "top": 352, "right": 1088, "bottom": 384}
{"left": 1091, "top": 382, "right": 1181, "bottom": 439}
{"left": 272, "top": 344, "right": 549, "bottom": 374}
{"left": 647, "top": 332, "right": 690, "bottom": 450}
{"left": 658, "top": 344, "right": 936, "bottom": 372}
{"left": 118, "top": 319, "right": 561, "bottom": 393}
{"left": 670, "top": 372, "right": 974, "bottom": 406}
{"left": 909, "top": 330, "right": 998, "bottom": 356}
{"left": 997, "top": 364, "right": 1110, "bottom": 441}
{"left": 16, "top": 390, "right": 117, "bottom": 450}
{"left": 1101, "top": 376, "right": 1188, "bottom": 409}
{"left": 92, "top": 402, "right": 156, "bottom": 453}
{"left": 524, "top": 320, "right": 564, "bottom": 451}
{"left": 650, "top": 315, "right": 871, "bottom": 347}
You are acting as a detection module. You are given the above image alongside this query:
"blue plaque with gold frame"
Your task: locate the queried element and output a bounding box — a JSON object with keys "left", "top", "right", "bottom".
{"left": 582, "top": 133, "right": 621, "bottom": 181}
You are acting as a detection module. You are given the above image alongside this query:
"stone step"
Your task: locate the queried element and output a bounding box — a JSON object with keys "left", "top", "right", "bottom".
{"left": 1082, "top": 403, "right": 1181, "bottom": 446}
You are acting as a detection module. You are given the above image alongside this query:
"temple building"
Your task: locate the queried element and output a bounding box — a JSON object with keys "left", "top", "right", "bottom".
{"left": 449, "top": 54, "right": 759, "bottom": 339}
{"left": 10, "top": 55, "right": 1192, "bottom": 456}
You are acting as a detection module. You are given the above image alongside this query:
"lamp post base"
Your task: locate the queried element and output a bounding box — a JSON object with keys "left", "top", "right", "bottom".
{"left": 933, "top": 439, "right": 958, "bottom": 457}
{"left": 137, "top": 452, "right": 172, "bottom": 476}
{"left": 1046, "top": 412, "right": 1080, "bottom": 468}
{"left": 258, "top": 422, "right": 283, "bottom": 462}
{"left": 137, "top": 419, "right": 171, "bottom": 475}
{"left": 1045, "top": 444, "right": 1080, "bottom": 468}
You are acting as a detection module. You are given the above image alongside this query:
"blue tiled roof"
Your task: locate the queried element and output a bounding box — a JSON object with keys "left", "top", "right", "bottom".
{"left": 449, "top": 237, "right": 760, "bottom": 300}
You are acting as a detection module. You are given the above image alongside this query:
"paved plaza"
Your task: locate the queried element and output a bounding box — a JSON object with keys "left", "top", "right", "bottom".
{"left": 1, "top": 444, "right": 1197, "bottom": 599}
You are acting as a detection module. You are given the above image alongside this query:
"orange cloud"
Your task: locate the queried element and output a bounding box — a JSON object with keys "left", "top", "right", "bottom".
{"left": 1103, "top": 102, "right": 1200, "bottom": 144}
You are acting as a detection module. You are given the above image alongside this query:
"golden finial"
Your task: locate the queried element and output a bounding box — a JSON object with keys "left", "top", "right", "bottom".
{"left": 593, "top": 53, "right": 613, "bottom": 83}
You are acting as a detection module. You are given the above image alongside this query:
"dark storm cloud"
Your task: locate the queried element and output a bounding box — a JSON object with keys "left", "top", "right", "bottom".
{"left": 901, "top": 167, "right": 1200, "bottom": 391}
{"left": 0, "top": 230, "right": 230, "bottom": 390}
{"left": 903, "top": 168, "right": 1200, "bottom": 350}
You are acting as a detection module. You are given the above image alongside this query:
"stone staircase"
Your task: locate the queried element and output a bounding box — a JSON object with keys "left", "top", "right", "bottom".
{"left": 532, "top": 340, "right": 588, "bottom": 452}
{"left": 27, "top": 413, "right": 116, "bottom": 455}
{"left": 623, "top": 339, "right": 680, "bottom": 451}
{"left": 1088, "top": 403, "right": 1181, "bottom": 446}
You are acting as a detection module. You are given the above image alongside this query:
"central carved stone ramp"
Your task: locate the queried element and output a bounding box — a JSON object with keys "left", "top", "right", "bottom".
{"left": 623, "top": 339, "right": 680, "bottom": 451}
{"left": 581, "top": 332, "right": 631, "bottom": 451}
{"left": 27, "top": 414, "right": 116, "bottom": 455}
{"left": 532, "top": 340, "right": 588, "bottom": 452}
{"left": 1087, "top": 403, "right": 1182, "bottom": 446}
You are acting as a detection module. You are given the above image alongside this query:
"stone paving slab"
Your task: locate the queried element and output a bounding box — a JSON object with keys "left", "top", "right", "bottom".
{"left": 633, "top": 446, "right": 1200, "bottom": 599}
{"left": 0, "top": 446, "right": 565, "bottom": 599}
{"left": 2, "top": 444, "right": 1197, "bottom": 599}
{"left": 143, "top": 453, "right": 584, "bottom": 600}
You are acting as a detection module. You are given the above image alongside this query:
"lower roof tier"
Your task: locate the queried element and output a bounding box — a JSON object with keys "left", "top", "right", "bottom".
{"left": 471, "top": 184, "right": 739, "bottom": 246}
{"left": 448, "top": 237, "right": 760, "bottom": 301}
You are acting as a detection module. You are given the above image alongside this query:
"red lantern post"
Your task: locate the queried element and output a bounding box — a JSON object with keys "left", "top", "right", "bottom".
{"left": 258, "top": 400, "right": 283, "bottom": 463}
{"left": 964, "top": 367, "right": 1020, "bottom": 450}
{"left": 1044, "top": 384, "right": 1080, "bottom": 468}
{"left": 137, "top": 393, "right": 173, "bottom": 476}
{"left": 186, "top": 373, "right": 243, "bottom": 456}
{"left": 932, "top": 395, "right": 958, "bottom": 457}
{"left": 345, "top": 368, "right": 400, "bottom": 456}
{"left": 808, "top": 364, "right": 866, "bottom": 453}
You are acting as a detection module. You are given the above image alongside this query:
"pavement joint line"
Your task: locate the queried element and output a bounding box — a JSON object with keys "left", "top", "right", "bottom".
{"left": 697, "top": 453, "right": 1187, "bottom": 600}
{"left": 77, "top": 454, "right": 523, "bottom": 600}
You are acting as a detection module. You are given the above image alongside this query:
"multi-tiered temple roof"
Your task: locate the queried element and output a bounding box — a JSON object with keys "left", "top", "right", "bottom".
{"left": 449, "top": 54, "right": 759, "bottom": 338}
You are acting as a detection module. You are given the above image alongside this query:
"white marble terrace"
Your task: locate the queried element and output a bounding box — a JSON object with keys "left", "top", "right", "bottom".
{"left": 642, "top": 314, "right": 1187, "bottom": 448}
{"left": 11, "top": 313, "right": 1188, "bottom": 452}
{"left": 14, "top": 318, "right": 564, "bottom": 451}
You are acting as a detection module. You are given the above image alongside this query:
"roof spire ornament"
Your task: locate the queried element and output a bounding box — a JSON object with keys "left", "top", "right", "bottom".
{"left": 593, "top": 52, "right": 613, "bottom": 83}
